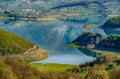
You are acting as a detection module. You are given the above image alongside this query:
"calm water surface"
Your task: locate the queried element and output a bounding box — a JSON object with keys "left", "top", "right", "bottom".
{"left": 0, "top": 19, "right": 119, "bottom": 64}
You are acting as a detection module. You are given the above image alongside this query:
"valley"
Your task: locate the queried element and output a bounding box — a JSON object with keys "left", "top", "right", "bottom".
{"left": 0, "top": 0, "right": 120, "bottom": 79}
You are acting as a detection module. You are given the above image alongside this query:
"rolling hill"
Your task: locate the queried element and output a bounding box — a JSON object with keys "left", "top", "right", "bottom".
{"left": 0, "top": 28, "right": 48, "bottom": 61}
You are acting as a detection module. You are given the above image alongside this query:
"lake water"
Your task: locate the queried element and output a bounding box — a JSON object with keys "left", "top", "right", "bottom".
{"left": 1, "top": 0, "right": 120, "bottom": 64}
{"left": 0, "top": 20, "right": 104, "bottom": 64}
{"left": 0, "top": 18, "right": 119, "bottom": 64}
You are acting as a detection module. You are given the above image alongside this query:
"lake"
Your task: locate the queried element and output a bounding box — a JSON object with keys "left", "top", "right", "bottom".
{"left": 0, "top": 18, "right": 119, "bottom": 64}
{"left": 0, "top": 20, "right": 104, "bottom": 64}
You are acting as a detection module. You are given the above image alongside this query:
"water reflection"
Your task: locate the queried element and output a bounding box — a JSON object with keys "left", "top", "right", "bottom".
{"left": 0, "top": 19, "right": 119, "bottom": 64}
{"left": 103, "top": 28, "right": 120, "bottom": 35}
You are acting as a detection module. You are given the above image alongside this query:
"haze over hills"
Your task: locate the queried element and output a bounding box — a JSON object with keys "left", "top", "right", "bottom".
{"left": 0, "top": 0, "right": 120, "bottom": 12}
{"left": 0, "top": 0, "right": 120, "bottom": 27}
{"left": 0, "top": 0, "right": 120, "bottom": 26}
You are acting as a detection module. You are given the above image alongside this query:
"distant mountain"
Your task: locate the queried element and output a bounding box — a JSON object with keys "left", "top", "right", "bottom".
{"left": 0, "top": 0, "right": 120, "bottom": 24}
{"left": 0, "top": 0, "right": 120, "bottom": 11}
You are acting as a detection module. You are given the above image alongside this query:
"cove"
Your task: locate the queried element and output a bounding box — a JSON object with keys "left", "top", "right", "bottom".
{"left": 0, "top": 20, "right": 104, "bottom": 64}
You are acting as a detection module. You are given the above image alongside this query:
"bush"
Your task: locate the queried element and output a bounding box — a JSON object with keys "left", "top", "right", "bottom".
{"left": 84, "top": 65, "right": 109, "bottom": 79}
{"left": 0, "top": 57, "right": 85, "bottom": 79}
{"left": 109, "top": 67, "right": 120, "bottom": 79}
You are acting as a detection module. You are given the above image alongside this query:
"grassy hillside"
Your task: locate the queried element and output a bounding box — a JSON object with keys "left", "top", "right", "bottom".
{"left": 0, "top": 28, "right": 48, "bottom": 61}
{"left": 0, "top": 28, "right": 34, "bottom": 55}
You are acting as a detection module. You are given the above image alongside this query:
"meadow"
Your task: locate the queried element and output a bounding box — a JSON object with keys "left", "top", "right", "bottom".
{"left": 31, "top": 63, "right": 76, "bottom": 72}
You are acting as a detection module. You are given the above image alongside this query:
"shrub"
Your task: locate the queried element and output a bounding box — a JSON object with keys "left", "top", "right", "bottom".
{"left": 109, "top": 67, "right": 120, "bottom": 79}
{"left": 84, "top": 65, "right": 109, "bottom": 79}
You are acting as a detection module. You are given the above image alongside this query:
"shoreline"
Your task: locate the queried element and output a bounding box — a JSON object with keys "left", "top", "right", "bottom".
{"left": 0, "top": 16, "right": 57, "bottom": 21}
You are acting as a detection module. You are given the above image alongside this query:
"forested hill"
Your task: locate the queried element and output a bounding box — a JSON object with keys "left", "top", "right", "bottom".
{"left": 102, "top": 16, "right": 120, "bottom": 29}
{"left": 73, "top": 32, "right": 120, "bottom": 50}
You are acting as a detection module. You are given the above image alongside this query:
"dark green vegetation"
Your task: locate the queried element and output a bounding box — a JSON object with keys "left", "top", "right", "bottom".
{"left": 100, "top": 34, "right": 120, "bottom": 49}
{"left": 0, "top": 28, "right": 34, "bottom": 55}
{"left": 102, "top": 16, "right": 120, "bottom": 29}
{"left": 73, "top": 32, "right": 120, "bottom": 50}
{"left": 72, "top": 32, "right": 105, "bottom": 49}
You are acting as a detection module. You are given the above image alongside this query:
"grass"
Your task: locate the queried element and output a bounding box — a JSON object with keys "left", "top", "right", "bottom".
{"left": 0, "top": 28, "right": 48, "bottom": 61}
{"left": 31, "top": 63, "right": 76, "bottom": 72}
{"left": 0, "top": 28, "right": 34, "bottom": 54}
{"left": 67, "top": 43, "right": 80, "bottom": 48}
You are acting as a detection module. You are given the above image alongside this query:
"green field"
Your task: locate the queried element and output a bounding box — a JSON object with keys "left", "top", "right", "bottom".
{"left": 31, "top": 63, "right": 76, "bottom": 72}
{"left": 67, "top": 43, "right": 80, "bottom": 48}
